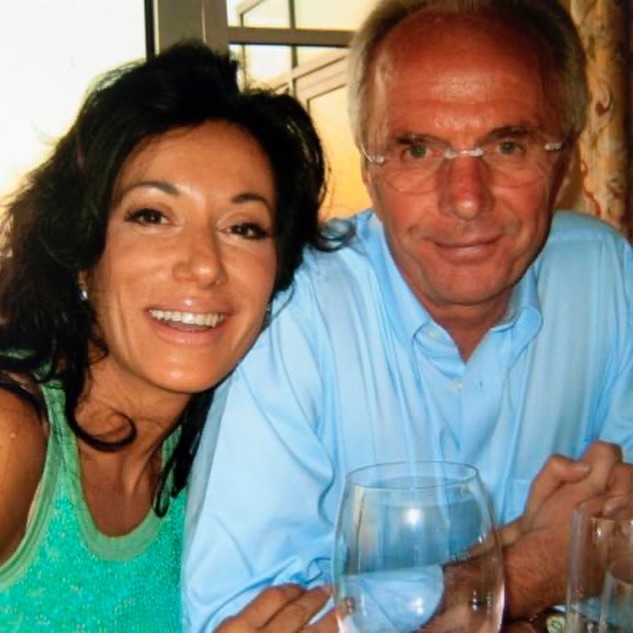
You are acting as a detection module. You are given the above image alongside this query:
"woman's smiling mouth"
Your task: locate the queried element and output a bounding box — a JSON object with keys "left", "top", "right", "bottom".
{"left": 149, "top": 309, "right": 226, "bottom": 328}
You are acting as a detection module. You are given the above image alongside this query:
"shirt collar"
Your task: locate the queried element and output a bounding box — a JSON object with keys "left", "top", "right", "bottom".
{"left": 363, "top": 210, "right": 543, "bottom": 347}
{"left": 493, "top": 265, "right": 543, "bottom": 362}
{"left": 362, "top": 212, "right": 433, "bottom": 345}
{"left": 494, "top": 264, "right": 542, "bottom": 331}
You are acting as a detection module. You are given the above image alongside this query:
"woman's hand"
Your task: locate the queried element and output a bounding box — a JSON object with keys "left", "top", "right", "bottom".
{"left": 216, "top": 584, "right": 338, "bottom": 632}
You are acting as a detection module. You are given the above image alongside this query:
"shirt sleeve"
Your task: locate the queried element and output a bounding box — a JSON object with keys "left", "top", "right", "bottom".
{"left": 182, "top": 282, "right": 336, "bottom": 632}
{"left": 597, "top": 237, "right": 633, "bottom": 460}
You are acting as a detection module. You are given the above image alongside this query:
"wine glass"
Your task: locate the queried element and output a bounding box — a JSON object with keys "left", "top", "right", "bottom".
{"left": 332, "top": 461, "right": 504, "bottom": 632}
{"left": 598, "top": 555, "right": 633, "bottom": 632}
{"left": 566, "top": 494, "right": 633, "bottom": 632}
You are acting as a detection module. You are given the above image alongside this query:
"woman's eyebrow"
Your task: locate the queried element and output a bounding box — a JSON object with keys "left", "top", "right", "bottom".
{"left": 113, "top": 181, "right": 274, "bottom": 212}
{"left": 117, "top": 179, "right": 180, "bottom": 198}
{"left": 110, "top": 179, "right": 180, "bottom": 207}
{"left": 232, "top": 191, "right": 274, "bottom": 211}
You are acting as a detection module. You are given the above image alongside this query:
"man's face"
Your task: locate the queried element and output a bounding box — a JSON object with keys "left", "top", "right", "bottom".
{"left": 364, "top": 14, "right": 570, "bottom": 327}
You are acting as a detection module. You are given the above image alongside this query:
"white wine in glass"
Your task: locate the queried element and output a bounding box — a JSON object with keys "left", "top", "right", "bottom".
{"left": 332, "top": 461, "right": 504, "bottom": 632}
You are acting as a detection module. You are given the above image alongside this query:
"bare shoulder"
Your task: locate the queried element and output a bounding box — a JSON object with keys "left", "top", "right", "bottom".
{"left": 0, "top": 387, "right": 48, "bottom": 564}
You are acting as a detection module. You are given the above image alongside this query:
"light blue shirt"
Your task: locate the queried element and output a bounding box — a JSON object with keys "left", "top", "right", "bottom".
{"left": 183, "top": 210, "right": 633, "bottom": 631}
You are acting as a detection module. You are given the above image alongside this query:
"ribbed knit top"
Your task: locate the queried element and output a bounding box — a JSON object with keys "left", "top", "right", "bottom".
{"left": 0, "top": 381, "right": 185, "bottom": 631}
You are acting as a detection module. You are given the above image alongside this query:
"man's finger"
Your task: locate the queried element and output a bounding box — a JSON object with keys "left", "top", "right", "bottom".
{"left": 264, "top": 586, "right": 331, "bottom": 632}
{"left": 606, "top": 461, "right": 633, "bottom": 496}
{"left": 579, "top": 441, "right": 623, "bottom": 496}
{"left": 302, "top": 605, "right": 338, "bottom": 632}
{"left": 231, "top": 584, "right": 305, "bottom": 628}
{"left": 524, "top": 454, "right": 589, "bottom": 518}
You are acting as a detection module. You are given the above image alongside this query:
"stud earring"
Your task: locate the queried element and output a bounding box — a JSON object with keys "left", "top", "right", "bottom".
{"left": 79, "top": 286, "right": 88, "bottom": 302}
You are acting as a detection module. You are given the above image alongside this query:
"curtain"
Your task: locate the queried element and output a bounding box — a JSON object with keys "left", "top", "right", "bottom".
{"left": 565, "top": 0, "right": 632, "bottom": 239}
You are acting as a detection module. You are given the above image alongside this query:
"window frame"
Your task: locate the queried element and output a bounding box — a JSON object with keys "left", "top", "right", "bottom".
{"left": 152, "top": 0, "right": 351, "bottom": 54}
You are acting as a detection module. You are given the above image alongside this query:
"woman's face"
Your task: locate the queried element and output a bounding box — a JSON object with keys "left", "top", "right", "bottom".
{"left": 85, "top": 121, "right": 277, "bottom": 402}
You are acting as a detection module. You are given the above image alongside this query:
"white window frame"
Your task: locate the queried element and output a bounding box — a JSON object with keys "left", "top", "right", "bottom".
{"left": 152, "top": 0, "right": 351, "bottom": 53}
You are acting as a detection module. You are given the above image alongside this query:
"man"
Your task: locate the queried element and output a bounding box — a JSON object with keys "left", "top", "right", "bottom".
{"left": 184, "top": 0, "right": 633, "bottom": 630}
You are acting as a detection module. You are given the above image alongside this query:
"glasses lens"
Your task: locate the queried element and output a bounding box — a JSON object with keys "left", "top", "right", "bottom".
{"left": 481, "top": 137, "right": 557, "bottom": 189}
{"left": 372, "top": 135, "right": 560, "bottom": 193}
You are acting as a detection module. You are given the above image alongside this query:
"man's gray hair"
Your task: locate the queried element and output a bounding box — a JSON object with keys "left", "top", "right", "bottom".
{"left": 348, "top": 0, "right": 589, "bottom": 148}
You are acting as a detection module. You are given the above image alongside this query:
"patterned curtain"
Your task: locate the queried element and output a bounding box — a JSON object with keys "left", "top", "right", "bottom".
{"left": 563, "top": 0, "right": 632, "bottom": 239}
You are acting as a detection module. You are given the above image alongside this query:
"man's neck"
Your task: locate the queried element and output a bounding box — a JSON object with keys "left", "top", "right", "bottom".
{"left": 424, "top": 296, "right": 511, "bottom": 361}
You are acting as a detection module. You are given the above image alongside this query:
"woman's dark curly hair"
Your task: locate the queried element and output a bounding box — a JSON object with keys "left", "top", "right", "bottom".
{"left": 0, "top": 41, "right": 346, "bottom": 515}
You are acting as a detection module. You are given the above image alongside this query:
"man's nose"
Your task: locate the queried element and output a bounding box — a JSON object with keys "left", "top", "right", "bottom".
{"left": 437, "top": 156, "right": 493, "bottom": 220}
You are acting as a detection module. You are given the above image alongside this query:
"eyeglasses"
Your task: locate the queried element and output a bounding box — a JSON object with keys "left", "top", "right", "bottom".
{"left": 361, "top": 130, "right": 566, "bottom": 193}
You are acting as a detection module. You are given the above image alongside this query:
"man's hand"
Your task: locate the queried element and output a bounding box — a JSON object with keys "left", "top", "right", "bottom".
{"left": 216, "top": 584, "right": 337, "bottom": 632}
{"left": 498, "top": 455, "right": 590, "bottom": 549}
{"left": 502, "top": 441, "right": 633, "bottom": 620}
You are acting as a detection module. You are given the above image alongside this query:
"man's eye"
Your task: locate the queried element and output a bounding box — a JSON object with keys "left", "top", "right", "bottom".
{"left": 126, "top": 208, "right": 167, "bottom": 224}
{"left": 495, "top": 140, "right": 526, "bottom": 156}
{"left": 404, "top": 143, "right": 430, "bottom": 160}
{"left": 228, "top": 223, "right": 271, "bottom": 240}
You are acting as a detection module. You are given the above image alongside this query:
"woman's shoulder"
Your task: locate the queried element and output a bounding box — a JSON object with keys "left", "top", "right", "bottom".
{"left": 0, "top": 385, "right": 48, "bottom": 565}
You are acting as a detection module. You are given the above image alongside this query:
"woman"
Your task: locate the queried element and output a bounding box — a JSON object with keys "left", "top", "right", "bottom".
{"left": 0, "top": 42, "right": 341, "bottom": 630}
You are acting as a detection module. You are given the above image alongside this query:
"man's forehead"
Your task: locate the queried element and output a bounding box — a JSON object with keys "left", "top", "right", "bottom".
{"left": 372, "top": 14, "right": 548, "bottom": 108}
{"left": 377, "top": 10, "right": 541, "bottom": 75}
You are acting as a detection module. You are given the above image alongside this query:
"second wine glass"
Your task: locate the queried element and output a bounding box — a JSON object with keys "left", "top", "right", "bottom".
{"left": 566, "top": 494, "right": 633, "bottom": 632}
{"left": 599, "top": 554, "right": 633, "bottom": 632}
{"left": 333, "top": 461, "right": 504, "bottom": 632}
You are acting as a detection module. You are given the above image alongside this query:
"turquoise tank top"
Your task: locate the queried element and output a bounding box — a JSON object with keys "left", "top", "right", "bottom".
{"left": 0, "top": 381, "right": 185, "bottom": 631}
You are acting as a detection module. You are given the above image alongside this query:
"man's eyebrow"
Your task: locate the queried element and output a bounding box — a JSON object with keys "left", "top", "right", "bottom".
{"left": 391, "top": 128, "right": 538, "bottom": 148}
{"left": 485, "top": 125, "right": 540, "bottom": 140}
{"left": 391, "top": 133, "right": 441, "bottom": 145}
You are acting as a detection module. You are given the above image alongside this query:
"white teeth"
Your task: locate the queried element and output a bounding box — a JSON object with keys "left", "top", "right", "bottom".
{"left": 149, "top": 309, "right": 225, "bottom": 327}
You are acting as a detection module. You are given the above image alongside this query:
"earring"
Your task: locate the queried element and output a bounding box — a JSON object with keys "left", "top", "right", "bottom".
{"left": 79, "top": 286, "right": 88, "bottom": 302}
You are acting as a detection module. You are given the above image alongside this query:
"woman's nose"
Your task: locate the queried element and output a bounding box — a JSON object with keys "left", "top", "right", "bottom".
{"left": 173, "top": 231, "right": 228, "bottom": 287}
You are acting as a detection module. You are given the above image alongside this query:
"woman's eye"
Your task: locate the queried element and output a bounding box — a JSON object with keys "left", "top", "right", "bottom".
{"left": 228, "top": 222, "right": 271, "bottom": 240}
{"left": 125, "top": 208, "right": 167, "bottom": 225}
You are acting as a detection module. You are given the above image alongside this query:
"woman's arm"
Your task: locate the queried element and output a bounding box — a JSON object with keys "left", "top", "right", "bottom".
{"left": 0, "top": 388, "right": 47, "bottom": 564}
